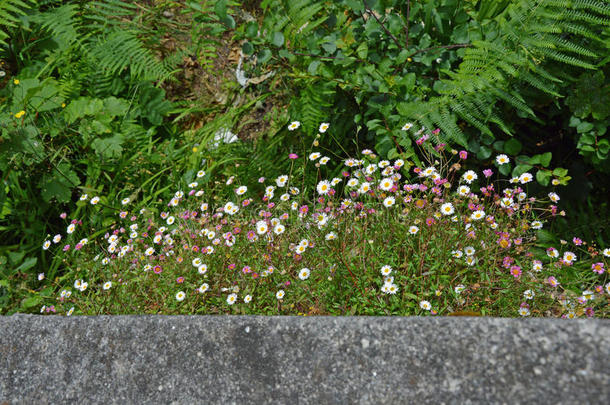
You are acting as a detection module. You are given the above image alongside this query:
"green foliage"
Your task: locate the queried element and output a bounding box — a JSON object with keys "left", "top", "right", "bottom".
{"left": 0, "top": 0, "right": 35, "bottom": 46}
{"left": 0, "top": 0, "right": 241, "bottom": 312}
{"left": 236, "top": 0, "right": 610, "bottom": 181}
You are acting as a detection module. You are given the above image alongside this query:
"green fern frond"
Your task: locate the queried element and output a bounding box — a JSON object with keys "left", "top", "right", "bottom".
{"left": 492, "top": 88, "right": 535, "bottom": 117}
{"left": 547, "top": 36, "right": 599, "bottom": 58}
{"left": 294, "top": 79, "right": 335, "bottom": 134}
{"left": 83, "top": 0, "right": 137, "bottom": 27}
{"left": 89, "top": 30, "right": 170, "bottom": 81}
{"left": 537, "top": 47, "right": 597, "bottom": 68}
{"left": 28, "top": 4, "right": 79, "bottom": 45}
{"left": 284, "top": 0, "right": 324, "bottom": 37}
{"left": 560, "top": 9, "right": 610, "bottom": 25}
{"left": 558, "top": 22, "right": 604, "bottom": 41}
{"left": 449, "top": 101, "right": 495, "bottom": 138}
{"left": 520, "top": 71, "right": 562, "bottom": 96}
{"left": 546, "top": 0, "right": 610, "bottom": 15}
{"left": 0, "top": 0, "right": 35, "bottom": 46}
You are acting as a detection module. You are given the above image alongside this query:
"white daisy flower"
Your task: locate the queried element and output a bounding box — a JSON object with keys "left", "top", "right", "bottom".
{"left": 380, "top": 265, "right": 393, "bottom": 276}
{"left": 103, "top": 281, "right": 112, "bottom": 290}
{"left": 519, "top": 172, "right": 533, "bottom": 184}
{"left": 408, "top": 226, "right": 419, "bottom": 235}
{"left": 383, "top": 196, "right": 395, "bottom": 207}
{"left": 496, "top": 154, "right": 510, "bottom": 165}
{"left": 419, "top": 300, "right": 431, "bottom": 310}
{"left": 358, "top": 182, "right": 371, "bottom": 194}
{"left": 457, "top": 185, "right": 470, "bottom": 197}
{"left": 379, "top": 178, "right": 394, "bottom": 191}
{"left": 470, "top": 210, "right": 485, "bottom": 221}
{"left": 317, "top": 180, "right": 331, "bottom": 195}
{"left": 440, "top": 203, "right": 455, "bottom": 216}
{"left": 299, "top": 268, "right": 311, "bottom": 280}
{"left": 276, "top": 290, "right": 285, "bottom": 300}
{"left": 462, "top": 170, "right": 478, "bottom": 184}
{"left": 256, "top": 221, "right": 268, "bottom": 235}
{"left": 319, "top": 122, "right": 330, "bottom": 133}
{"left": 288, "top": 121, "right": 301, "bottom": 131}
{"left": 276, "top": 175, "right": 288, "bottom": 187}
{"left": 227, "top": 293, "right": 237, "bottom": 305}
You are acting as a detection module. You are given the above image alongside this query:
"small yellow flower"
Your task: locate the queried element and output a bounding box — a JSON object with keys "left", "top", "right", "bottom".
{"left": 14, "top": 110, "right": 25, "bottom": 118}
{"left": 192, "top": 146, "right": 198, "bottom": 153}
{"left": 13, "top": 79, "right": 19, "bottom": 85}
{"left": 61, "top": 103, "right": 66, "bottom": 108}
{"left": 407, "top": 58, "right": 412, "bottom": 62}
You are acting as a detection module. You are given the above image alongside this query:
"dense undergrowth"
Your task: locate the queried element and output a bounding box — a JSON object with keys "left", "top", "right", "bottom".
{"left": 0, "top": 0, "right": 608, "bottom": 316}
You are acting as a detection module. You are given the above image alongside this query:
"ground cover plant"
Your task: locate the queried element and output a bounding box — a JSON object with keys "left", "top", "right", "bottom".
{"left": 35, "top": 123, "right": 609, "bottom": 317}
{"left": 1, "top": 1, "right": 609, "bottom": 317}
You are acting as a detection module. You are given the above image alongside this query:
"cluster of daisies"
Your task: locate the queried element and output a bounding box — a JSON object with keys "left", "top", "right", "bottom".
{"left": 38, "top": 121, "right": 609, "bottom": 318}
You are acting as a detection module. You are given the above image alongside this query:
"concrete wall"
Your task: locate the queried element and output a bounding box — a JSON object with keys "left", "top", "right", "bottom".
{"left": 1, "top": 315, "right": 608, "bottom": 404}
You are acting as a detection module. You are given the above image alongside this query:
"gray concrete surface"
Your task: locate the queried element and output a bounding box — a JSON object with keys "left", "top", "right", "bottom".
{"left": 1, "top": 315, "right": 608, "bottom": 404}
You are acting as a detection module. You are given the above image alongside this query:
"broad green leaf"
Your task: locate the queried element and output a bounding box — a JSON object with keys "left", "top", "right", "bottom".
{"left": 536, "top": 170, "right": 551, "bottom": 186}
{"left": 242, "top": 42, "right": 254, "bottom": 55}
{"left": 271, "top": 31, "right": 284, "bottom": 47}
{"left": 103, "top": 97, "right": 129, "bottom": 117}
{"left": 512, "top": 164, "right": 532, "bottom": 177}
{"left": 91, "top": 134, "right": 125, "bottom": 159}
{"left": 15, "top": 257, "right": 37, "bottom": 272}
{"left": 504, "top": 138, "right": 522, "bottom": 155}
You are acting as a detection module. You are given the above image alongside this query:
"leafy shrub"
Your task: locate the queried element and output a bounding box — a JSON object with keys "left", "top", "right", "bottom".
{"left": 236, "top": 0, "right": 609, "bottom": 182}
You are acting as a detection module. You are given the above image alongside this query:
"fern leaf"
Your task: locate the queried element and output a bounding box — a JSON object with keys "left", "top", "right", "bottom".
{"left": 0, "top": 0, "right": 35, "bottom": 46}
